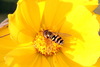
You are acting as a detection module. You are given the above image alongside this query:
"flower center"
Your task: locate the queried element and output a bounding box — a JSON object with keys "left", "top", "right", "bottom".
{"left": 33, "top": 32, "right": 62, "bottom": 56}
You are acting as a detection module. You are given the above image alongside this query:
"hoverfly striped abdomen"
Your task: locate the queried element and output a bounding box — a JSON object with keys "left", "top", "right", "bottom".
{"left": 43, "top": 30, "right": 63, "bottom": 45}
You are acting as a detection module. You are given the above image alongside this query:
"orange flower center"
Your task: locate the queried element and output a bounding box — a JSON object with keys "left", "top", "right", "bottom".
{"left": 33, "top": 32, "right": 62, "bottom": 56}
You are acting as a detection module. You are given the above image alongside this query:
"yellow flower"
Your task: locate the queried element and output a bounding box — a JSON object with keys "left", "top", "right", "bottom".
{"left": 0, "top": 0, "right": 100, "bottom": 67}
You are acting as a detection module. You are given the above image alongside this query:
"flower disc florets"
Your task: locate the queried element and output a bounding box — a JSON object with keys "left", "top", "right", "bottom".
{"left": 33, "top": 32, "right": 62, "bottom": 56}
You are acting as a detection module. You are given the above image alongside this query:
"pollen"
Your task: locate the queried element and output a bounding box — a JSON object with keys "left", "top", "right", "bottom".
{"left": 33, "top": 33, "right": 62, "bottom": 56}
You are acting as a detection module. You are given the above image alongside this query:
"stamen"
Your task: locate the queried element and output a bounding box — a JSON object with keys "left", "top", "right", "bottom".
{"left": 33, "top": 33, "right": 62, "bottom": 56}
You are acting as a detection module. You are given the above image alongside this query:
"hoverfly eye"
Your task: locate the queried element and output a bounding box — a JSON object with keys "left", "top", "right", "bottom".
{"left": 48, "top": 31, "right": 52, "bottom": 35}
{"left": 43, "top": 30, "right": 47, "bottom": 35}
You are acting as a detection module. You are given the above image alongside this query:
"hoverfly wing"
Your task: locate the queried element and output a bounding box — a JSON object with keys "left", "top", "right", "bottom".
{"left": 58, "top": 33, "right": 71, "bottom": 37}
{"left": 53, "top": 32, "right": 71, "bottom": 37}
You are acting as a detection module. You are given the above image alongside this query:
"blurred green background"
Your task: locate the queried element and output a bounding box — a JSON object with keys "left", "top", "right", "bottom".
{"left": 0, "top": 0, "right": 18, "bottom": 22}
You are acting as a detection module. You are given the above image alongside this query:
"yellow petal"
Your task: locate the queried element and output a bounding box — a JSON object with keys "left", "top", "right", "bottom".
{"left": 56, "top": 52, "right": 86, "bottom": 67}
{"left": 8, "top": 0, "right": 45, "bottom": 44}
{"left": 96, "top": 14, "right": 100, "bottom": 23}
{"left": 60, "top": 6, "right": 100, "bottom": 66}
{"left": 94, "top": 58, "right": 100, "bottom": 67}
{"left": 42, "top": 0, "right": 97, "bottom": 32}
{"left": 38, "top": 1, "right": 45, "bottom": 22}
{"left": 52, "top": 52, "right": 69, "bottom": 67}
{"left": 0, "top": 25, "right": 9, "bottom": 37}
{"left": 42, "top": 0, "right": 60, "bottom": 30}
{"left": 0, "top": 27, "right": 16, "bottom": 50}
{"left": 84, "top": 0, "right": 98, "bottom": 13}
{"left": 5, "top": 42, "right": 51, "bottom": 67}
{"left": 61, "top": 0, "right": 95, "bottom": 6}
{"left": 60, "top": 6, "right": 99, "bottom": 37}
{"left": 5, "top": 42, "right": 37, "bottom": 67}
{"left": 0, "top": 27, "right": 17, "bottom": 66}
{"left": 30, "top": 55, "right": 51, "bottom": 67}
{"left": 0, "top": 62, "right": 8, "bottom": 67}
{"left": 42, "top": 0, "right": 73, "bottom": 32}
{"left": 17, "top": 0, "right": 41, "bottom": 32}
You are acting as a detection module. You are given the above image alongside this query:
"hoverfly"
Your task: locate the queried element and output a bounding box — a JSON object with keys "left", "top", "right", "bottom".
{"left": 43, "top": 30, "right": 70, "bottom": 45}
